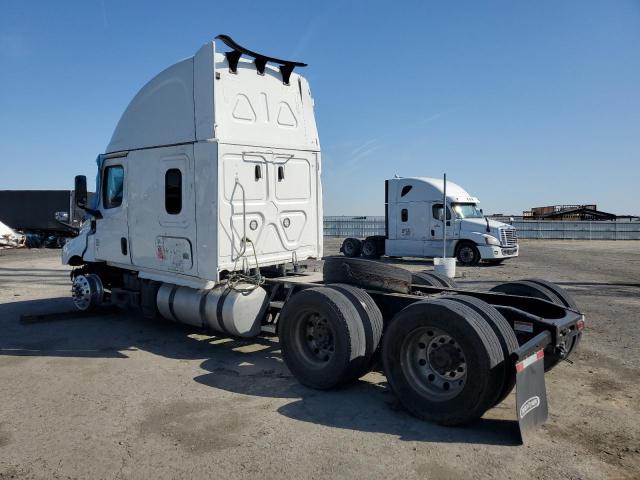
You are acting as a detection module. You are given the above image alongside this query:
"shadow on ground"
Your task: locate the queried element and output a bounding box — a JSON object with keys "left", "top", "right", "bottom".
{"left": 0, "top": 296, "right": 520, "bottom": 446}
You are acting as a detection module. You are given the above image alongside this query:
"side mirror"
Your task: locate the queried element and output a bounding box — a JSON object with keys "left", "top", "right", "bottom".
{"left": 73, "top": 174, "right": 102, "bottom": 219}
{"left": 75, "top": 175, "right": 88, "bottom": 207}
{"left": 480, "top": 208, "right": 484, "bottom": 214}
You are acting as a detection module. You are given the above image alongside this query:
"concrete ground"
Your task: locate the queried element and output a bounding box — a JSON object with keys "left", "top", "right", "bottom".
{"left": 0, "top": 240, "right": 639, "bottom": 479}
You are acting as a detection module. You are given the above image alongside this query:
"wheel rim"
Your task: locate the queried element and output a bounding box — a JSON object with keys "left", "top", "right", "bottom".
{"left": 72, "top": 275, "right": 92, "bottom": 311}
{"left": 294, "top": 311, "right": 336, "bottom": 365}
{"left": 363, "top": 242, "right": 375, "bottom": 256}
{"left": 401, "top": 327, "right": 467, "bottom": 401}
{"left": 344, "top": 242, "right": 354, "bottom": 256}
{"left": 458, "top": 246, "right": 475, "bottom": 264}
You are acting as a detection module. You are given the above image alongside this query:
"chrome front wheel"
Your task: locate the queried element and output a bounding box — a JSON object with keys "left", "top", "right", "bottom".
{"left": 71, "top": 274, "right": 104, "bottom": 311}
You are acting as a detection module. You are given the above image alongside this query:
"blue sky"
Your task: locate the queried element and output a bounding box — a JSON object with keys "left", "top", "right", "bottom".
{"left": 1, "top": 0, "right": 638, "bottom": 215}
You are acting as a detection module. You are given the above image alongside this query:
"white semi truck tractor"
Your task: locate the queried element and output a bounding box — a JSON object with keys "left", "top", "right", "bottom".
{"left": 341, "top": 177, "right": 519, "bottom": 266}
{"left": 62, "top": 35, "right": 584, "bottom": 438}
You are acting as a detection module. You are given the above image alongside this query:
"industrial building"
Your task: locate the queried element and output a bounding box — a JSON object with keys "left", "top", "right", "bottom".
{"left": 523, "top": 204, "right": 617, "bottom": 221}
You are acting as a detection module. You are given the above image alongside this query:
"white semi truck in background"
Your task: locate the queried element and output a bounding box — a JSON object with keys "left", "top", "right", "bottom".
{"left": 60, "top": 35, "right": 583, "bottom": 438}
{"left": 341, "top": 177, "right": 519, "bottom": 266}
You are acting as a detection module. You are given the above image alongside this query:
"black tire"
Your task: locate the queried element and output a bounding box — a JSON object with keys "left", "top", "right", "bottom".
{"left": 446, "top": 295, "right": 519, "bottom": 406}
{"left": 361, "top": 238, "right": 380, "bottom": 259}
{"left": 341, "top": 238, "right": 362, "bottom": 258}
{"left": 382, "top": 298, "right": 504, "bottom": 425}
{"left": 490, "top": 280, "right": 563, "bottom": 305}
{"left": 456, "top": 241, "right": 481, "bottom": 266}
{"left": 490, "top": 280, "right": 570, "bottom": 371}
{"left": 323, "top": 256, "right": 412, "bottom": 294}
{"left": 412, "top": 270, "right": 458, "bottom": 288}
{"left": 279, "top": 287, "right": 366, "bottom": 389}
{"left": 524, "top": 279, "right": 578, "bottom": 309}
{"left": 327, "top": 284, "right": 383, "bottom": 378}
{"left": 524, "top": 278, "right": 581, "bottom": 360}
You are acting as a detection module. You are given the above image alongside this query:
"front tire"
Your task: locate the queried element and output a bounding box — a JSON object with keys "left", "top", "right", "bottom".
{"left": 71, "top": 274, "right": 104, "bottom": 311}
{"left": 456, "top": 242, "right": 481, "bottom": 266}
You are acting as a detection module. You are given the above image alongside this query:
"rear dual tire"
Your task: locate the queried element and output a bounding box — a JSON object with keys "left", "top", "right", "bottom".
{"left": 279, "top": 286, "right": 383, "bottom": 389}
{"left": 341, "top": 237, "right": 362, "bottom": 258}
{"left": 490, "top": 279, "right": 580, "bottom": 370}
{"left": 382, "top": 297, "right": 507, "bottom": 425}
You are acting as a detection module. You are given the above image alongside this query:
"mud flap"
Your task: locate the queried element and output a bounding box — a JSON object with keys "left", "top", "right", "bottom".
{"left": 514, "top": 332, "right": 551, "bottom": 443}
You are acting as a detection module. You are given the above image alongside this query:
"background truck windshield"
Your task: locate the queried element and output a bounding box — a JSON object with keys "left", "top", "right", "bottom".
{"left": 452, "top": 203, "right": 483, "bottom": 219}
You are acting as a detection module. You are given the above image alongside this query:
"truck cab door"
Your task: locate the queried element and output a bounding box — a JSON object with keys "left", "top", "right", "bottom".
{"left": 389, "top": 202, "right": 428, "bottom": 257}
{"left": 426, "top": 202, "right": 453, "bottom": 257}
{"left": 94, "top": 158, "right": 132, "bottom": 265}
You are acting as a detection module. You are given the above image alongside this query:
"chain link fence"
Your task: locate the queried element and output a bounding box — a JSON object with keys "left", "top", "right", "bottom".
{"left": 323, "top": 216, "right": 640, "bottom": 240}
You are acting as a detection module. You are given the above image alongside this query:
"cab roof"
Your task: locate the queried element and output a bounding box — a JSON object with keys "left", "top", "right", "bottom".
{"left": 106, "top": 37, "right": 319, "bottom": 154}
{"left": 388, "top": 177, "right": 480, "bottom": 204}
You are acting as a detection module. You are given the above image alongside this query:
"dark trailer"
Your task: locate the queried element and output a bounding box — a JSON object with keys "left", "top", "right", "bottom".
{"left": 0, "top": 190, "right": 91, "bottom": 246}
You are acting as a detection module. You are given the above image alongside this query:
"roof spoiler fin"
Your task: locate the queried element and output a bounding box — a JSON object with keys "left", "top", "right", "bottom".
{"left": 215, "top": 34, "right": 307, "bottom": 85}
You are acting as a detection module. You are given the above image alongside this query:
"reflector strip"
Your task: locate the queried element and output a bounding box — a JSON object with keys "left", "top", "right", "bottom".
{"left": 516, "top": 350, "right": 544, "bottom": 373}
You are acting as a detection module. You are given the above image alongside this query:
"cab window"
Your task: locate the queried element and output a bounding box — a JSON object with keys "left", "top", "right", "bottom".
{"left": 432, "top": 204, "right": 451, "bottom": 221}
{"left": 165, "top": 168, "right": 182, "bottom": 215}
{"left": 102, "top": 165, "right": 124, "bottom": 209}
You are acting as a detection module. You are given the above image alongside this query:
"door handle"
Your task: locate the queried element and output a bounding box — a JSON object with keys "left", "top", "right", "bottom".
{"left": 121, "top": 237, "right": 128, "bottom": 255}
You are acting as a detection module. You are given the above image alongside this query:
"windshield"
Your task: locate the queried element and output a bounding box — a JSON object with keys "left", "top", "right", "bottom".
{"left": 452, "top": 203, "right": 484, "bottom": 219}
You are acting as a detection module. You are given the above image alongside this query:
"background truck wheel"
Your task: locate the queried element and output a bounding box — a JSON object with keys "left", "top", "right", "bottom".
{"left": 323, "top": 256, "right": 412, "bottom": 294}
{"left": 327, "top": 284, "right": 383, "bottom": 378}
{"left": 456, "top": 241, "right": 481, "bottom": 266}
{"left": 382, "top": 298, "right": 505, "bottom": 425}
{"left": 361, "top": 238, "right": 380, "bottom": 259}
{"left": 411, "top": 270, "right": 458, "bottom": 288}
{"left": 340, "top": 237, "right": 362, "bottom": 258}
{"left": 279, "top": 287, "right": 366, "bottom": 389}
{"left": 445, "top": 295, "right": 519, "bottom": 406}
{"left": 490, "top": 280, "right": 578, "bottom": 370}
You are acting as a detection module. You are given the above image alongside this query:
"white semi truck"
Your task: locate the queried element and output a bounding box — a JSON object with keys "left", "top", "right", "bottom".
{"left": 61, "top": 35, "right": 583, "bottom": 438}
{"left": 340, "top": 177, "right": 518, "bottom": 265}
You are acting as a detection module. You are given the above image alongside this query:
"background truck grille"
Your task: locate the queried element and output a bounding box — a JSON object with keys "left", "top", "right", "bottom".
{"left": 499, "top": 227, "right": 518, "bottom": 247}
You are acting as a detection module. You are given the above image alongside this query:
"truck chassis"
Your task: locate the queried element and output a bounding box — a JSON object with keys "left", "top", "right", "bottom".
{"left": 68, "top": 256, "right": 584, "bottom": 443}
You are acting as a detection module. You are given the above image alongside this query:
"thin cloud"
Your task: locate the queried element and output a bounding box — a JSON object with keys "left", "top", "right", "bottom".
{"left": 326, "top": 108, "right": 455, "bottom": 175}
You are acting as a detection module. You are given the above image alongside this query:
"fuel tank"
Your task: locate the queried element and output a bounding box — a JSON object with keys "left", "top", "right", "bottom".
{"left": 156, "top": 283, "right": 268, "bottom": 338}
